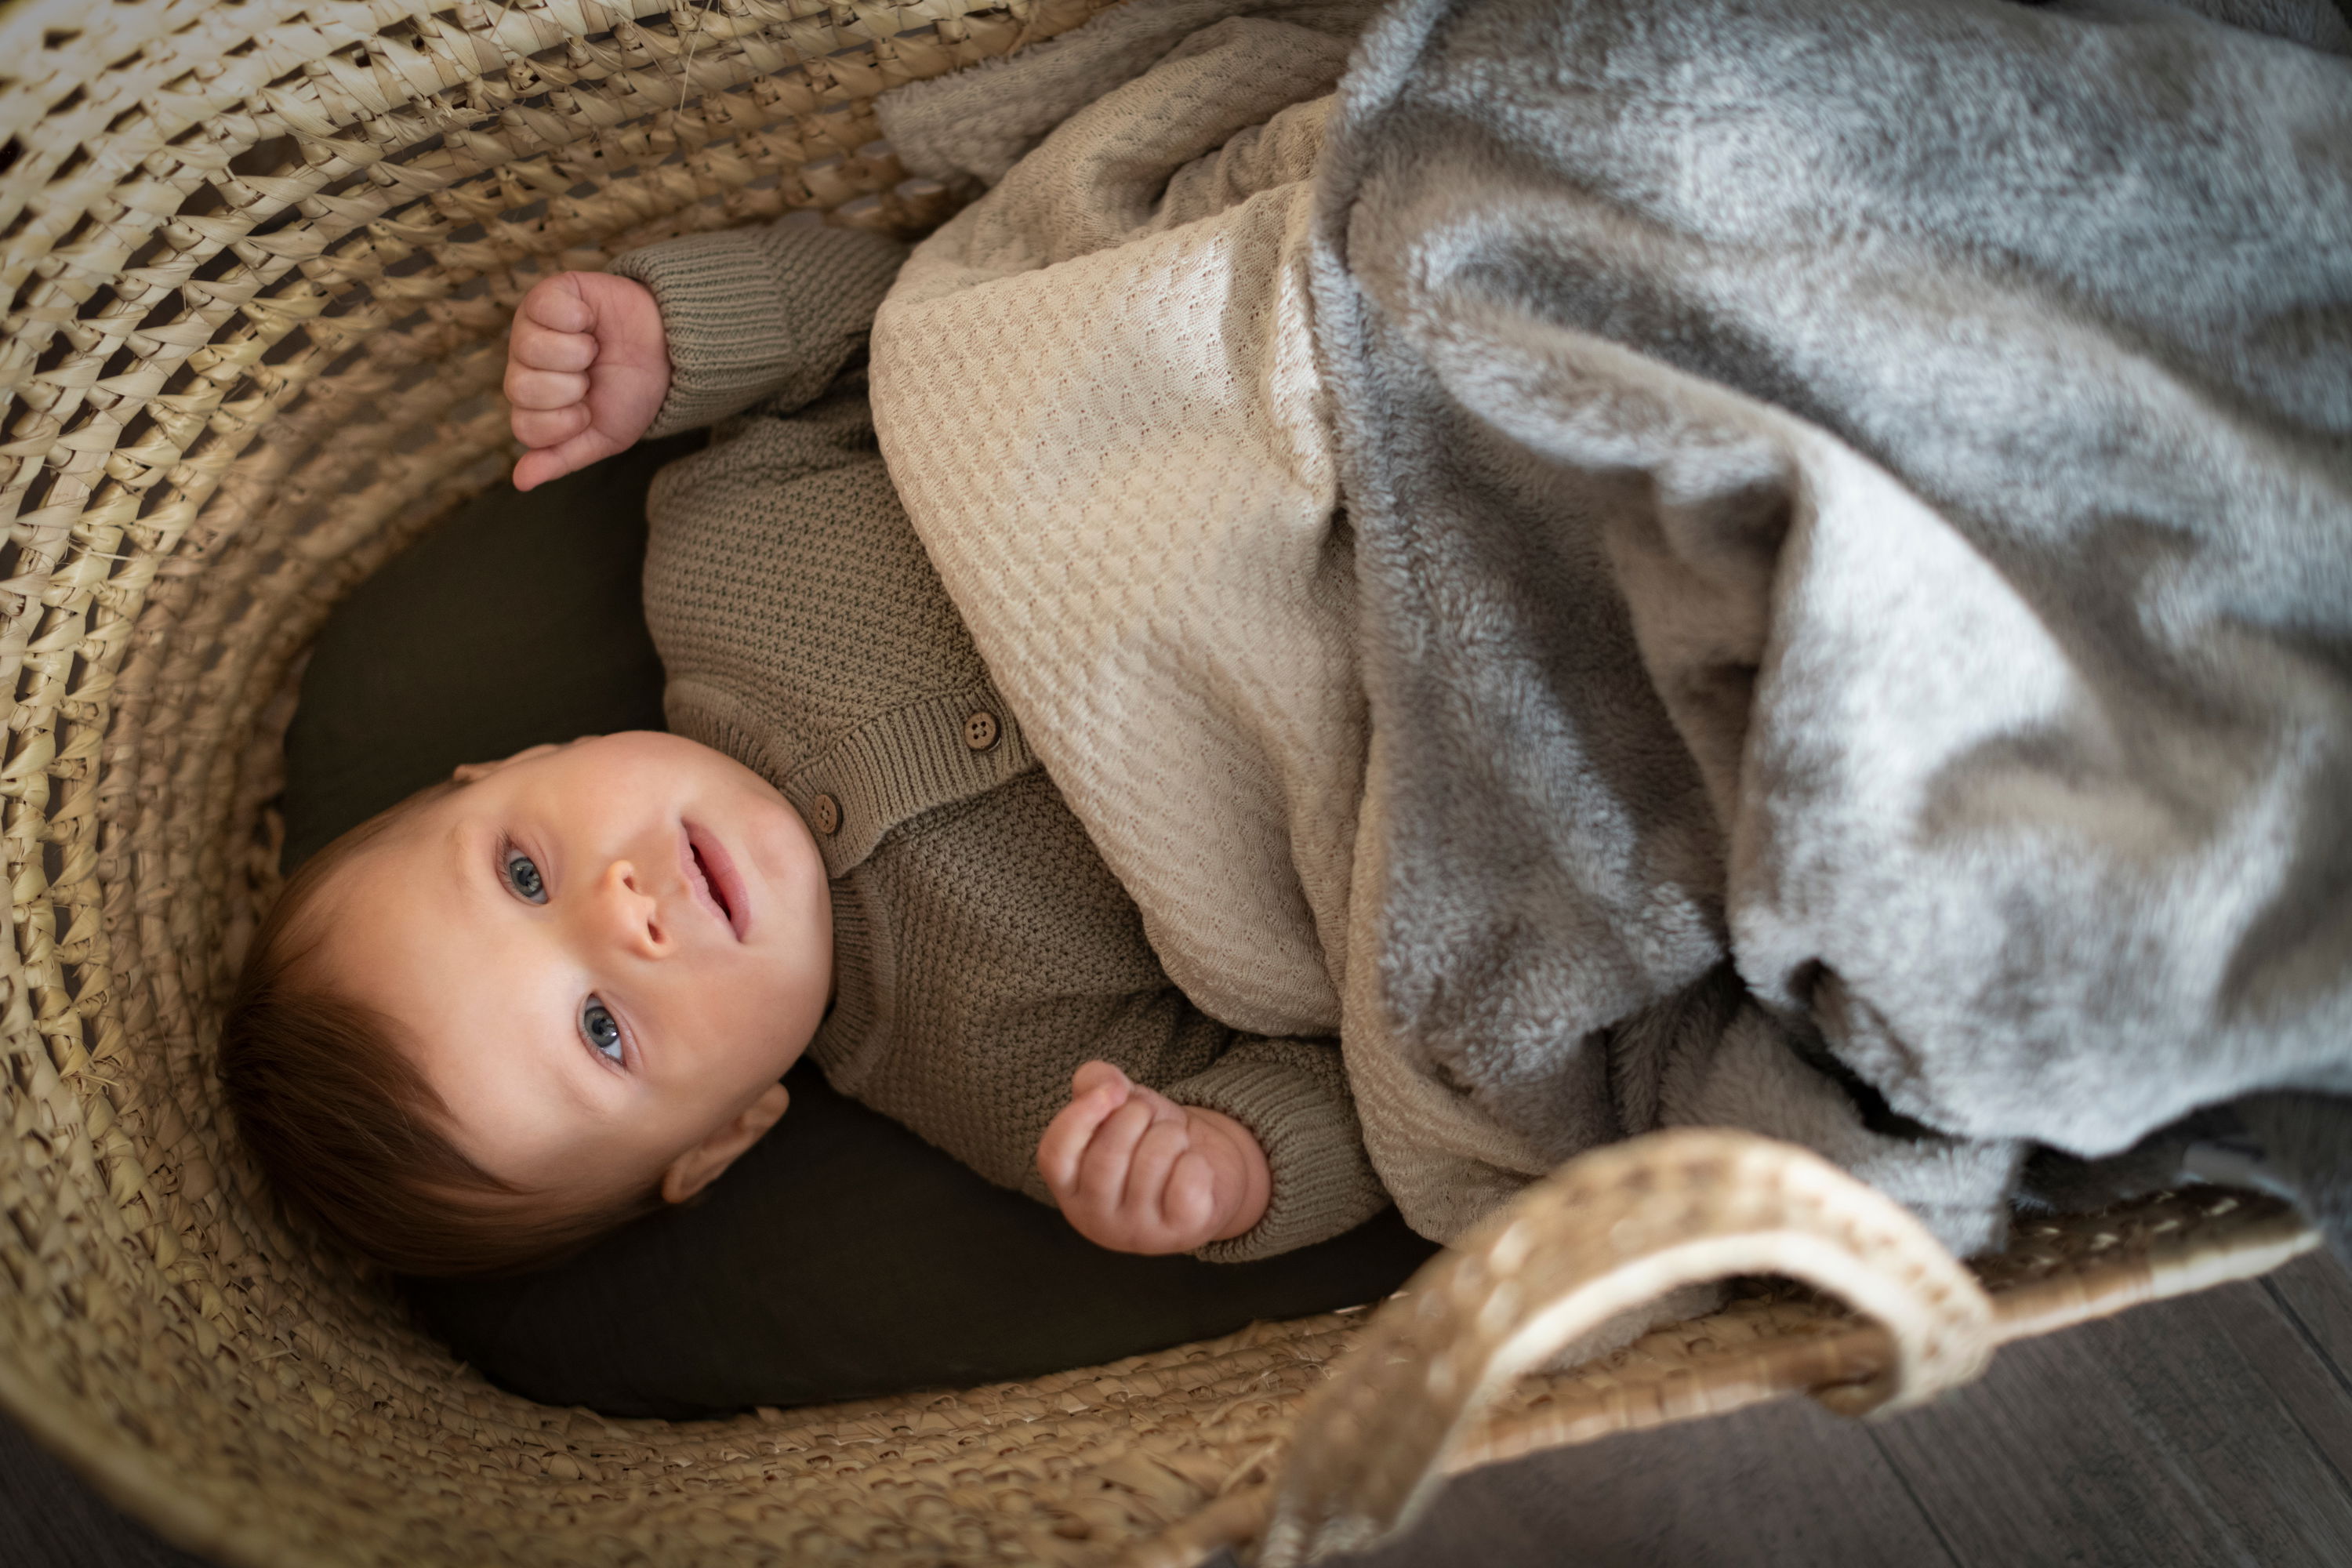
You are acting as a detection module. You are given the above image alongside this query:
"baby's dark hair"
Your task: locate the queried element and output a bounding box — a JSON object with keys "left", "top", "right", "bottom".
{"left": 219, "top": 782, "right": 664, "bottom": 1276}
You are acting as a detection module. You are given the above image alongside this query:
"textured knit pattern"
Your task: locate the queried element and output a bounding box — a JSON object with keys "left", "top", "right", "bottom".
{"left": 622, "top": 220, "right": 1388, "bottom": 1261}
{"left": 872, "top": 9, "right": 1374, "bottom": 1041}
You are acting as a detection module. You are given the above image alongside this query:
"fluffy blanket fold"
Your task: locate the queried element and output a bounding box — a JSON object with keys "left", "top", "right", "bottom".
{"left": 873, "top": 0, "right": 2352, "bottom": 1256}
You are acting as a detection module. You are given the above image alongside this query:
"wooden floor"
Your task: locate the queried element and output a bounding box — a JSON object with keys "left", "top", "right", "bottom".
{"left": 5, "top": 1250, "right": 2350, "bottom": 1567}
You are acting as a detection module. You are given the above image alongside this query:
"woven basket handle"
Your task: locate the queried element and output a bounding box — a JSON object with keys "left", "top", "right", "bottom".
{"left": 1249, "top": 1128, "right": 1997, "bottom": 1566}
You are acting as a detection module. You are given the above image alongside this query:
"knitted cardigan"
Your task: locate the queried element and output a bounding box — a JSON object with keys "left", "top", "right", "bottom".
{"left": 607, "top": 219, "right": 1388, "bottom": 1261}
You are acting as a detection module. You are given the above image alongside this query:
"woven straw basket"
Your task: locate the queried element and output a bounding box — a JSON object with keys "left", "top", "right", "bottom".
{"left": 0, "top": 0, "right": 2322, "bottom": 1563}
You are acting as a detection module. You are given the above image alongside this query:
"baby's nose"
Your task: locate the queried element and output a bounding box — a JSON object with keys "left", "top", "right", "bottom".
{"left": 593, "top": 858, "right": 668, "bottom": 955}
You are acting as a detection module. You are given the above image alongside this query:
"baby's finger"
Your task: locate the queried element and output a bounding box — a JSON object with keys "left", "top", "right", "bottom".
{"left": 513, "top": 426, "right": 625, "bottom": 492}
{"left": 1073, "top": 1097, "right": 1157, "bottom": 1210}
{"left": 509, "top": 317, "right": 597, "bottom": 374}
{"left": 505, "top": 365, "right": 590, "bottom": 412}
{"left": 518, "top": 275, "right": 594, "bottom": 335}
{"left": 1069, "top": 1060, "right": 1129, "bottom": 1102}
{"left": 1037, "top": 1085, "right": 1125, "bottom": 1196}
{"left": 1120, "top": 1116, "right": 1194, "bottom": 1222}
{"left": 1123, "top": 1081, "right": 1188, "bottom": 1129}
{"left": 1163, "top": 1150, "right": 1220, "bottom": 1241}
{"left": 512, "top": 446, "right": 573, "bottom": 494}
{"left": 510, "top": 401, "right": 590, "bottom": 452}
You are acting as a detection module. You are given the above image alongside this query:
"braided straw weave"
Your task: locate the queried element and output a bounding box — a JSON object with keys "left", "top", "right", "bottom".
{"left": 0, "top": 1, "right": 2319, "bottom": 1563}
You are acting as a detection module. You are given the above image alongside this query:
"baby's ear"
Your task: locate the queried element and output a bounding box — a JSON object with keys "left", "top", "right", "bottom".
{"left": 660, "top": 1081, "right": 790, "bottom": 1203}
{"left": 450, "top": 741, "right": 568, "bottom": 784}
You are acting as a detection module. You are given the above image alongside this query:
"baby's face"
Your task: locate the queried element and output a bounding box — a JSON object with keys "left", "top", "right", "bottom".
{"left": 315, "top": 732, "right": 833, "bottom": 1208}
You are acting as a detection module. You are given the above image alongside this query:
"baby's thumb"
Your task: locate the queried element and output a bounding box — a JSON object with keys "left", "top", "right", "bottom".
{"left": 1071, "top": 1060, "right": 1129, "bottom": 1100}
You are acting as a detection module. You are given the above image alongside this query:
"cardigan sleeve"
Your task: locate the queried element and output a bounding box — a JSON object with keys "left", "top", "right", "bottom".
{"left": 1161, "top": 1035, "right": 1390, "bottom": 1264}
{"left": 607, "top": 218, "right": 908, "bottom": 438}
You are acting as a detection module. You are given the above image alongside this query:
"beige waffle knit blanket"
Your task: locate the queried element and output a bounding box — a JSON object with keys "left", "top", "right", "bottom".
{"left": 870, "top": 9, "right": 1369, "bottom": 1043}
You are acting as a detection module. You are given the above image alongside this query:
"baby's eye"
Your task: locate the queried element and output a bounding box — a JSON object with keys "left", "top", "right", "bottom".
{"left": 581, "top": 999, "right": 622, "bottom": 1065}
{"left": 503, "top": 848, "right": 547, "bottom": 904}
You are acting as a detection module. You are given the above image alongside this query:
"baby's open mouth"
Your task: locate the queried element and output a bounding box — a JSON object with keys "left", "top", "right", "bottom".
{"left": 692, "top": 844, "right": 729, "bottom": 920}
{"left": 683, "top": 826, "right": 750, "bottom": 941}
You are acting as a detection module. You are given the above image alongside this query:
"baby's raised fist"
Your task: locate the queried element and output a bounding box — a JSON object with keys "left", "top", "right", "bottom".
{"left": 504, "top": 271, "right": 670, "bottom": 492}
{"left": 1034, "top": 1062, "right": 1272, "bottom": 1255}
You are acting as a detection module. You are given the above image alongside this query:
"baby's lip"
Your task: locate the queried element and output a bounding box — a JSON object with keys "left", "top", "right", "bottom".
{"left": 681, "top": 823, "right": 750, "bottom": 942}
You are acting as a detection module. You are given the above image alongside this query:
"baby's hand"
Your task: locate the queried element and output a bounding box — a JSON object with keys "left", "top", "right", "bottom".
{"left": 505, "top": 271, "right": 670, "bottom": 492}
{"left": 1036, "top": 1062, "right": 1271, "bottom": 1254}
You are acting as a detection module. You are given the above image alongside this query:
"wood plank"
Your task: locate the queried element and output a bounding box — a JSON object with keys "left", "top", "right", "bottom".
{"left": 1871, "top": 1278, "right": 2352, "bottom": 1567}
{"left": 1318, "top": 1389, "right": 1957, "bottom": 1568}
{"left": 2174, "top": 1262, "right": 2352, "bottom": 1497}
{"left": 2267, "top": 1250, "right": 2352, "bottom": 1394}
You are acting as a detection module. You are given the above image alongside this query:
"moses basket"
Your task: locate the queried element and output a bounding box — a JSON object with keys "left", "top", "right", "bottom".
{"left": 0, "top": 0, "right": 2322, "bottom": 1563}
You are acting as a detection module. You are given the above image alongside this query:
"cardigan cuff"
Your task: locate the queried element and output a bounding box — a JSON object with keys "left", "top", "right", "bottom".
{"left": 1166, "top": 1039, "right": 1389, "bottom": 1263}
{"left": 607, "top": 220, "right": 909, "bottom": 438}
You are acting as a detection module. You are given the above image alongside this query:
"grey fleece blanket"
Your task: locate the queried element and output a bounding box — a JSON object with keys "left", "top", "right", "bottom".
{"left": 874, "top": 0, "right": 2352, "bottom": 1258}
{"left": 1314, "top": 0, "right": 2352, "bottom": 1251}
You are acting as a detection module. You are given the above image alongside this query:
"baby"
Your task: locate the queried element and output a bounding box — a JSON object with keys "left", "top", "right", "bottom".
{"left": 223, "top": 219, "right": 1383, "bottom": 1276}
